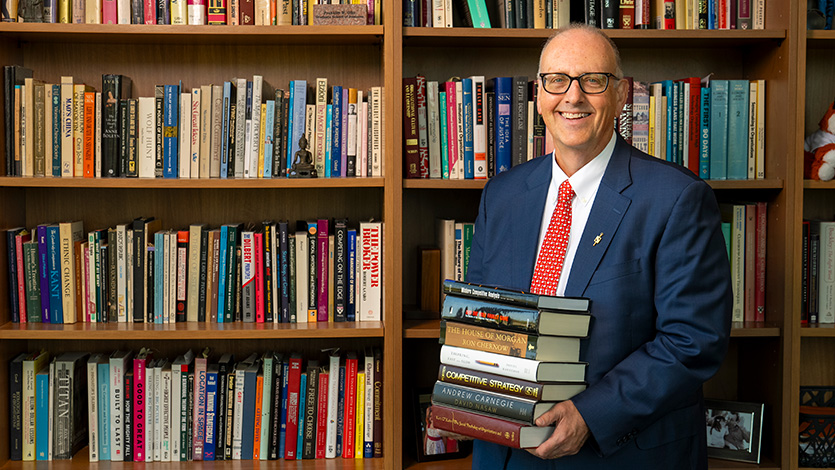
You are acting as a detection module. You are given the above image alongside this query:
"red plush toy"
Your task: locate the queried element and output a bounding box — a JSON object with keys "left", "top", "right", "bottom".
{"left": 805, "top": 101, "right": 835, "bottom": 181}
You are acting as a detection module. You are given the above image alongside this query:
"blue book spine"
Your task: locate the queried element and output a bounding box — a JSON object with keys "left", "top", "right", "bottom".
{"left": 154, "top": 232, "right": 165, "bottom": 323}
{"left": 662, "top": 80, "right": 674, "bottom": 163}
{"left": 726, "top": 79, "right": 750, "bottom": 179}
{"left": 264, "top": 100, "right": 275, "bottom": 178}
{"left": 462, "top": 78, "right": 475, "bottom": 179}
{"left": 35, "top": 370, "right": 49, "bottom": 460}
{"left": 325, "top": 103, "right": 333, "bottom": 178}
{"left": 346, "top": 229, "right": 356, "bottom": 322}
{"left": 98, "top": 362, "right": 111, "bottom": 461}
{"left": 241, "top": 367, "right": 258, "bottom": 460}
{"left": 331, "top": 86, "right": 343, "bottom": 178}
{"left": 296, "top": 372, "right": 306, "bottom": 459}
{"left": 493, "top": 77, "right": 512, "bottom": 174}
{"left": 699, "top": 87, "right": 711, "bottom": 179}
{"left": 204, "top": 370, "right": 218, "bottom": 460}
{"left": 340, "top": 88, "right": 349, "bottom": 177}
{"left": 439, "top": 91, "right": 450, "bottom": 179}
{"left": 708, "top": 0, "right": 716, "bottom": 29}
{"left": 278, "top": 222, "right": 290, "bottom": 323}
{"left": 37, "top": 224, "right": 50, "bottom": 323}
{"left": 47, "top": 225, "right": 63, "bottom": 323}
{"left": 709, "top": 80, "right": 729, "bottom": 180}
{"left": 51, "top": 84, "right": 62, "bottom": 176}
{"left": 220, "top": 81, "right": 232, "bottom": 179}
{"left": 163, "top": 84, "right": 180, "bottom": 178}
{"left": 217, "top": 225, "right": 229, "bottom": 323}
{"left": 278, "top": 358, "right": 289, "bottom": 458}
{"left": 286, "top": 81, "right": 295, "bottom": 174}
{"left": 290, "top": 80, "right": 307, "bottom": 173}
{"left": 335, "top": 364, "right": 345, "bottom": 457}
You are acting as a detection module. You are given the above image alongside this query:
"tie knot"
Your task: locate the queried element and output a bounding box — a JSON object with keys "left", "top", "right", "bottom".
{"left": 559, "top": 180, "right": 574, "bottom": 204}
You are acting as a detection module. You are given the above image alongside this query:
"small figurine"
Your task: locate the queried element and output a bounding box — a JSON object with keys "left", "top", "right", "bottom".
{"left": 288, "top": 134, "right": 317, "bottom": 178}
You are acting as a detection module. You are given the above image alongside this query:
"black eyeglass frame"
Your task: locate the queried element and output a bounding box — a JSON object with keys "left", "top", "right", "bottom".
{"left": 538, "top": 72, "right": 621, "bottom": 95}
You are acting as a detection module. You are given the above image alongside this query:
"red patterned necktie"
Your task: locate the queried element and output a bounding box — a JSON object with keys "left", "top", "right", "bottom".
{"left": 530, "top": 180, "right": 574, "bottom": 296}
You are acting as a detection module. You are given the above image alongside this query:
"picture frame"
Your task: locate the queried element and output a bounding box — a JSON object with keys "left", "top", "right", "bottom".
{"left": 704, "top": 399, "right": 764, "bottom": 464}
{"left": 412, "top": 387, "right": 472, "bottom": 462}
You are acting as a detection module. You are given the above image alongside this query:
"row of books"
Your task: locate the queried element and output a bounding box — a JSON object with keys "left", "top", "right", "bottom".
{"left": 4, "top": 67, "right": 385, "bottom": 179}
{"left": 429, "top": 280, "right": 592, "bottom": 448}
{"left": 403, "top": 75, "right": 543, "bottom": 180}
{"left": 720, "top": 202, "right": 767, "bottom": 323}
{"left": 5, "top": 218, "right": 384, "bottom": 325}
{"left": 435, "top": 218, "right": 473, "bottom": 293}
{"left": 801, "top": 219, "right": 835, "bottom": 325}
{"left": 621, "top": 77, "right": 767, "bottom": 181}
{"left": 406, "top": 0, "right": 765, "bottom": 29}
{"left": 6, "top": 0, "right": 381, "bottom": 25}
{"left": 8, "top": 348, "right": 383, "bottom": 461}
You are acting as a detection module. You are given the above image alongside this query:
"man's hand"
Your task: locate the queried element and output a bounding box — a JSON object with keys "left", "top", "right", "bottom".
{"left": 528, "top": 400, "right": 590, "bottom": 460}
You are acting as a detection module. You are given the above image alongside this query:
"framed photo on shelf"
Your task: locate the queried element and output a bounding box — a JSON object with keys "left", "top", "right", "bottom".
{"left": 704, "top": 399, "right": 764, "bottom": 464}
{"left": 412, "top": 388, "right": 471, "bottom": 463}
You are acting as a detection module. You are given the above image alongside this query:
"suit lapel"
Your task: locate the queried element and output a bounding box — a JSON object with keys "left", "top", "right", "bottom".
{"left": 565, "top": 137, "right": 634, "bottom": 297}
{"left": 514, "top": 156, "right": 551, "bottom": 289}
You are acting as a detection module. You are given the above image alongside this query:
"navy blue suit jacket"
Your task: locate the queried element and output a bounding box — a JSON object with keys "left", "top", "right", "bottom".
{"left": 466, "top": 135, "right": 733, "bottom": 469}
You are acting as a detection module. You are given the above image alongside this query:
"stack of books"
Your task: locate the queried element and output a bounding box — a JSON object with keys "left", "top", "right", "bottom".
{"left": 429, "top": 280, "right": 591, "bottom": 449}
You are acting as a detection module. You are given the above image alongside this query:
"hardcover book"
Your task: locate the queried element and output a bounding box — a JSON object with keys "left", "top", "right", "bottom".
{"left": 438, "top": 363, "right": 586, "bottom": 401}
{"left": 440, "top": 319, "right": 582, "bottom": 362}
{"left": 430, "top": 404, "right": 552, "bottom": 449}
{"left": 432, "top": 380, "right": 556, "bottom": 425}
{"left": 53, "top": 351, "right": 90, "bottom": 460}
{"left": 440, "top": 344, "right": 587, "bottom": 383}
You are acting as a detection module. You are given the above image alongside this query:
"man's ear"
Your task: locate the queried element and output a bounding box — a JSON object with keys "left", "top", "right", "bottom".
{"left": 615, "top": 78, "right": 629, "bottom": 110}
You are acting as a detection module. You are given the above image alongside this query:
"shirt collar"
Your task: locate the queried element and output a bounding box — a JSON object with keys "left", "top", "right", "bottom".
{"left": 550, "top": 132, "right": 617, "bottom": 207}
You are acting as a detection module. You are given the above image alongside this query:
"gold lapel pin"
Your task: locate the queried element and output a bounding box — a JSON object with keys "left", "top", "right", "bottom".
{"left": 593, "top": 232, "right": 603, "bottom": 246}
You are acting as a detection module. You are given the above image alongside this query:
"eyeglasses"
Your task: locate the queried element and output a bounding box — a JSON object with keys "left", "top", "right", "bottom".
{"left": 539, "top": 72, "right": 620, "bottom": 95}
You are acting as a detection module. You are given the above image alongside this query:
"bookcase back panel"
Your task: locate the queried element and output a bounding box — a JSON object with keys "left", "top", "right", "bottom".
{"left": 804, "top": 48, "right": 835, "bottom": 136}
{"left": 800, "top": 338, "right": 835, "bottom": 386}
{"left": 403, "top": 46, "right": 540, "bottom": 83}
{"left": 23, "top": 187, "right": 384, "bottom": 230}
{"left": 802, "top": 188, "right": 835, "bottom": 220}
{"left": 22, "top": 43, "right": 384, "bottom": 97}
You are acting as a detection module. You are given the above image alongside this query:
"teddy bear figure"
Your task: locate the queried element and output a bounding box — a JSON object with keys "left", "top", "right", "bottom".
{"left": 805, "top": 101, "right": 835, "bottom": 181}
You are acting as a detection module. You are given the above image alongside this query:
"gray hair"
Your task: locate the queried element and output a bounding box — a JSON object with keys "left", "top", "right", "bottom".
{"left": 538, "top": 23, "right": 624, "bottom": 79}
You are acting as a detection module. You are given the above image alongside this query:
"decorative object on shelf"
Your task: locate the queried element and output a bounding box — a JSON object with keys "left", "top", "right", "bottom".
{"left": 312, "top": 4, "right": 367, "bottom": 25}
{"left": 804, "top": 100, "right": 835, "bottom": 181}
{"left": 704, "top": 398, "right": 764, "bottom": 464}
{"left": 288, "top": 134, "right": 317, "bottom": 178}
{"left": 411, "top": 388, "right": 470, "bottom": 463}
{"left": 799, "top": 386, "right": 835, "bottom": 468}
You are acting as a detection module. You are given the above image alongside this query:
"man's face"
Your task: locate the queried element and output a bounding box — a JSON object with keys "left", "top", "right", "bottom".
{"left": 537, "top": 30, "right": 628, "bottom": 161}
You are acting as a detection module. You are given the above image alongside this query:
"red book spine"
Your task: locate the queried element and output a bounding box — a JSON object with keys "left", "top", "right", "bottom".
{"left": 430, "top": 404, "right": 533, "bottom": 449}
{"left": 133, "top": 358, "right": 147, "bottom": 461}
{"left": 15, "top": 232, "right": 30, "bottom": 323}
{"left": 755, "top": 202, "right": 767, "bottom": 321}
{"left": 315, "top": 370, "right": 329, "bottom": 459}
{"left": 415, "top": 75, "right": 430, "bottom": 178}
{"left": 239, "top": 0, "right": 254, "bottom": 23}
{"left": 342, "top": 356, "right": 358, "bottom": 458}
{"left": 316, "top": 219, "right": 329, "bottom": 322}
{"left": 619, "top": 0, "right": 634, "bottom": 28}
{"left": 284, "top": 355, "right": 302, "bottom": 460}
{"left": 402, "top": 77, "right": 420, "bottom": 178}
{"left": 663, "top": 0, "right": 675, "bottom": 28}
{"left": 744, "top": 204, "right": 756, "bottom": 322}
{"left": 102, "top": 0, "right": 117, "bottom": 23}
{"left": 254, "top": 231, "right": 264, "bottom": 323}
{"left": 144, "top": 0, "right": 156, "bottom": 22}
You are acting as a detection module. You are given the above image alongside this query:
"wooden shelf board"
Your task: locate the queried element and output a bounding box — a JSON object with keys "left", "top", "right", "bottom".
{"left": 807, "top": 29, "right": 835, "bottom": 48}
{"left": 402, "top": 178, "right": 782, "bottom": 190}
{"left": 800, "top": 323, "right": 835, "bottom": 337}
{"left": 404, "top": 456, "right": 777, "bottom": 469}
{"left": 804, "top": 179, "right": 835, "bottom": 189}
{"left": 0, "top": 23, "right": 384, "bottom": 45}
{"left": 0, "top": 320, "right": 385, "bottom": 340}
{"left": 403, "top": 28, "right": 787, "bottom": 48}
{"left": 0, "top": 176, "right": 385, "bottom": 189}
{"left": 406, "top": 320, "right": 779, "bottom": 338}
{"left": 0, "top": 452, "right": 386, "bottom": 468}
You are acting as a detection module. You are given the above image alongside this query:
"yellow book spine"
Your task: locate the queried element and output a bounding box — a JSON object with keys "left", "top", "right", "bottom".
{"left": 354, "top": 371, "right": 365, "bottom": 458}
{"left": 258, "top": 103, "right": 266, "bottom": 177}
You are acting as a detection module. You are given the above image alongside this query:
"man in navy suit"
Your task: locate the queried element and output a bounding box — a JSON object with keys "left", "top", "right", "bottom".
{"left": 464, "top": 24, "right": 733, "bottom": 469}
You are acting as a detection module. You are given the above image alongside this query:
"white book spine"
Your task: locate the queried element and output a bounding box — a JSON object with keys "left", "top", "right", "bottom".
{"left": 325, "top": 354, "right": 339, "bottom": 458}
{"left": 138, "top": 97, "right": 156, "bottom": 178}
{"left": 110, "top": 358, "right": 124, "bottom": 460}
{"left": 153, "top": 364, "right": 162, "bottom": 461}
{"left": 116, "top": 0, "right": 130, "bottom": 23}
{"left": 210, "top": 84, "right": 223, "bottom": 178}
{"left": 359, "top": 221, "right": 382, "bottom": 321}
{"left": 259, "top": 360, "right": 272, "bottom": 459}
{"left": 755, "top": 80, "right": 765, "bottom": 179}
{"left": 161, "top": 366, "right": 172, "bottom": 462}
{"left": 60, "top": 77, "right": 74, "bottom": 177}
{"left": 471, "top": 76, "right": 487, "bottom": 179}
{"left": 819, "top": 222, "right": 835, "bottom": 323}
{"left": 199, "top": 85, "right": 212, "bottom": 178}
{"left": 363, "top": 353, "right": 374, "bottom": 454}
{"left": 295, "top": 230, "right": 308, "bottom": 323}
{"left": 731, "top": 205, "right": 745, "bottom": 322}
{"left": 48, "top": 361, "right": 54, "bottom": 461}
{"left": 232, "top": 368, "right": 246, "bottom": 459}
{"left": 171, "top": 365, "right": 181, "bottom": 462}
{"left": 440, "top": 344, "right": 545, "bottom": 382}
{"left": 191, "top": 89, "right": 201, "bottom": 179}
{"left": 179, "top": 92, "right": 192, "bottom": 179}
{"left": 250, "top": 75, "right": 264, "bottom": 178}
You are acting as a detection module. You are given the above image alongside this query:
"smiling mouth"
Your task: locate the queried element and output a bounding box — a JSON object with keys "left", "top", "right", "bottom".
{"left": 560, "top": 112, "right": 591, "bottom": 119}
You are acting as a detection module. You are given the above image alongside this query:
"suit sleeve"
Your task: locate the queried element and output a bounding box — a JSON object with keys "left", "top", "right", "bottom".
{"left": 570, "top": 179, "right": 732, "bottom": 457}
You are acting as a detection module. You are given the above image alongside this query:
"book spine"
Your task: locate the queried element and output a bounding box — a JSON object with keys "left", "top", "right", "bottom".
{"left": 402, "top": 77, "right": 420, "bottom": 178}
{"left": 254, "top": 231, "right": 265, "bottom": 322}
{"left": 439, "top": 363, "right": 554, "bottom": 401}
{"left": 315, "top": 370, "right": 329, "bottom": 459}
{"left": 133, "top": 359, "right": 146, "bottom": 461}
{"left": 755, "top": 202, "right": 766, "bottom": 321}
{"left": 429, "top": 404, "right": 528, "bottom": 449}
{"left": 317, "top": 219, "right": 329, "bottom": 322}
{"left": 284, "top": 356, "right": 301, "bottom": 459}
{"left": 359, "top": 221, "right": 382, "bottom": 322}
{"left": 432, "top": 381, "right": 539, "bottom": 424}
{"left": 241, "top": 231, "right": 255, "bottom": 322}
{"left": 462, "top": 78, "right": 474, "bottom": 179}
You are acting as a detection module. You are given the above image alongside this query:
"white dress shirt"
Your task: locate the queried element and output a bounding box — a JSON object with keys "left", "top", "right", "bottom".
{"left": 535, "top": 132, "right": 617, "bottom": 296}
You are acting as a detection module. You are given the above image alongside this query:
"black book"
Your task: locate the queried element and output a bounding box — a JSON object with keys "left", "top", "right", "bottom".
{"left": 227, "top": 92, "right": 237, "bottom": 178}
{"left": 443, "top": 279, "right": 591, "bottom": 312}
{"left": 511, "top": 76, "right": 528, "bottom": 167}
{"left": 272, "top": 89, "right": 285, "bottom": 178}
{"left": 54, "top": 351, "right": 90, "bottom": 460}
{"left": 235, "top": 246, "right": 243, "bottom": 322}
{"left": 600, "top": 0, "right": 617, "bottom": 28}
{"left": 486, "top": 90, "right": 495, "bottom": 178}
{"left": 267, "top": 354, "right": 283, "bottom": 459}
{"left": 279, "top": 91, "right": 291, "bottom": 176}
{"left": 263, "top": 222, "right": 276, "bottom": 323}
{"left": 8, "top": 352, "right": 27, "bottom": 460}
{"left": 118, "top": 99, "right": 130, "bottom": 177}
{"left": 584, "top": 0, "right": 599, "bottom": 26}
{"left": 146, "top": 245, "right": 154, "bottom": 322}
{"left": 124, "top": 369, "right": 134, "bottom": 462}
{"left": 223, "top": 224, "right": 240, "bottom": 322}
{"left": 187, "top": 371, "right": 195, "bottom": 460}
{"left": 301, "top": 360, "right": 319, "bottom": 459}
{"left": 214, "top": 353, "right": 233, "bottom": 460}
{"left": 101, "top": 74, "right": 132, "bottom": 177}
{"left": 130, "top": 0, "right": 143, "bottom": 23}
{"left": 157, "top": 0, "right": 170, "bottom": 24}
{"left": 4, "top": 65, "right": 33, "bottom": 176}
{"left": 334, "top": 219, "right": 348, "bottom": 322}
{"left": 132, "top": 217, "right": 161, "bottom": 322}
{"left": 278, "top": 221, "right": 290, "bottom": 323}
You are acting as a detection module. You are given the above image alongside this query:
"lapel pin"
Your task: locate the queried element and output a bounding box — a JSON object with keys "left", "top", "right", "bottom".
{"left": 593, "top": 232, "right": 603, "bottom": 246}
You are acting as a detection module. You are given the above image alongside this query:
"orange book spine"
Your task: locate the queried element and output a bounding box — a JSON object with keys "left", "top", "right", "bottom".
{"left": 83, "top": 92, "right": 96, "bottom": 178}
